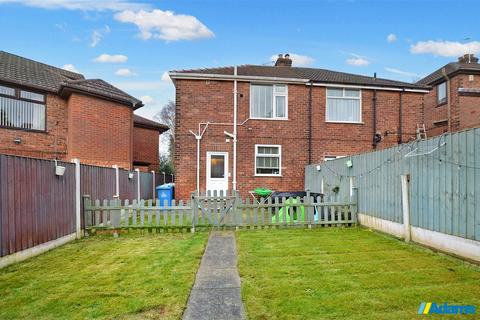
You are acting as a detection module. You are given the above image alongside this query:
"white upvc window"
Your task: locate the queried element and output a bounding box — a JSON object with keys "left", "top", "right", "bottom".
{"left": 326, "top": 87, "right": 362, "bottom": 123}
{"left": 437, "top": 82, "right": 447, "bottom": 105}
{"left": 255, "top": 145, "right": 281, "bottom": 176}
{"left": 250, "top": 84, "right": 288, "bottom": 119}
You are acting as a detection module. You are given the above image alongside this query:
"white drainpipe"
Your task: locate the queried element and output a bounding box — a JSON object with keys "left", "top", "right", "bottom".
{"left": 232, "top": 66, "right": 238, "bottom": 192}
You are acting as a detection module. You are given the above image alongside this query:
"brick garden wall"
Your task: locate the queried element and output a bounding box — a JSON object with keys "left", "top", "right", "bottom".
{"left": 174, "top": 79, "right": 424, "bottom": 200}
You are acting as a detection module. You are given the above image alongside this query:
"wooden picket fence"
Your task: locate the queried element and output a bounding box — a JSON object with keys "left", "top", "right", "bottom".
{"left": 83, "top": 190, "right": 358, "bottom": 233}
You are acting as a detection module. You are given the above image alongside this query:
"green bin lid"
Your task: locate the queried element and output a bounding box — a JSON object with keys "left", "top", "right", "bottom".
{"left": 254, "top": 188, "right": 272, "bottom": 197}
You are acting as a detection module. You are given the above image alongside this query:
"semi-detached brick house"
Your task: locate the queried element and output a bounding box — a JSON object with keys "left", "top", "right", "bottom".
{"left": 0, "top": 51, "right": 168, "bottom": 170}
{"left": 417, "top": 54, "right": 480, "bottom": 137}
{"left": 170, "top": 54, "right": 429, "bottom": 200}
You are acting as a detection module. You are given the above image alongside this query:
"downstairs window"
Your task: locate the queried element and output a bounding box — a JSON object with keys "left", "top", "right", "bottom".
{"left": 255, "top": 145, "right": 281, "bottom": 176}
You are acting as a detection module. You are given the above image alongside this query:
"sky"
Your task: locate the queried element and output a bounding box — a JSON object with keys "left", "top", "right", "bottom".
{"left": 1, "top": 0, "right": 479, "bottom": 121}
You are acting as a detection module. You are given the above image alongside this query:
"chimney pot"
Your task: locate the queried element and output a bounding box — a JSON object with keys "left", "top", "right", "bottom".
{"left": 275, "top": 53, "right": 293, "bottom": 67}
{"left": 458, "top": 53, "right": 479, "bottom": 64}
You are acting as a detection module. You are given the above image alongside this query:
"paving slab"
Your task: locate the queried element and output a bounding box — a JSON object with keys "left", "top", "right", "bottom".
{"left": 193, "top": 268, "right": 241, "bottom": 289}
{"left": 183, "top": 231, "right": 245, "bottom": 320}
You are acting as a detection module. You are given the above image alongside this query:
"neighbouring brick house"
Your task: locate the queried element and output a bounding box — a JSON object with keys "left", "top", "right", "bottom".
{"left": 133, "top": 114, "right": 169, "bottom": 172}
{"left": 170, "top": 54, "right": 429, "bottom": 199}
{"left": 417, "top": 54, "right": 480, "bottom": 137}
{"left": 0, "top": 51, "right": 167, "bottom": 170}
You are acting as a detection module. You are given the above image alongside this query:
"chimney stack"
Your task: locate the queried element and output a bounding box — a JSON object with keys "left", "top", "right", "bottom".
{"left": 458, "top": 53, "right": 479, "bottom": 64}
{"left": 275, "top": 53, "right": 293, "bottom": 67}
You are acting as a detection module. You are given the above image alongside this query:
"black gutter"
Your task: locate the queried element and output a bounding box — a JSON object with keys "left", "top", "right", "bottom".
{"left": 308, "top": 81, "right": 313, "bottom": 164}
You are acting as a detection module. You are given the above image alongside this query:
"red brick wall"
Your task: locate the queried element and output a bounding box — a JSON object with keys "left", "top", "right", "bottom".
{"left": 423, "top": 73, "right": 480, "bottom": 137}
{"left": 67, "top": 93, "right": 133, "bottom": 169}
{"left": 455, "top": 74, "right": 480, "bottom": 131}
{"left": 175, "top": 79, "right": 423, "bottom": 200}
{"left": 0, "top": 94, "right": 68, "bottom": 159}
{"left": 133, "top": 126, "right": 159, "bottom": 172}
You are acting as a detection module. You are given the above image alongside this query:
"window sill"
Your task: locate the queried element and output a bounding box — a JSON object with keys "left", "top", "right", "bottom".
{"left": 0, "top": 125, "right": 47, "bottom": 134}
{"left": 249, "top": 117, "right": 289, "bottom": 121}
{"left": 436, "top": 102, "right": 447, "bottom": 108}
{"left": 325, "top": 121, "right": 364, "bottom": 125}
{"left": 254, "top": 174, "right": 282, "bottom": 177}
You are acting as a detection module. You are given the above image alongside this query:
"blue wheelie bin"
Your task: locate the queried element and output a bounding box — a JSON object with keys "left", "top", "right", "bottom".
{"left": 156, "top": 183, "right": 174, "bottom": 207}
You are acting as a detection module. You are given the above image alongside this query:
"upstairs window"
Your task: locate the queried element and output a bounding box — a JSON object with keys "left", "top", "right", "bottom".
{"left": 0, "top": 84, "right": 46, "bottom": 131}
{"left": 250, "top": 84, "right": 287, "bottom": 119}
{"left": 437, "top": 82, "right": 447, "bottom": 105}
{"left": 255, "top": 145, "right": 281, "bottom": 176}
{"left": 326, "top": 87, "right": 362, "bottom": 123}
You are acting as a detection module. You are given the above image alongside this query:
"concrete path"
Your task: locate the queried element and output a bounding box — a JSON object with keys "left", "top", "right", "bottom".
{"left": 183, "top": 231, "right": 245, "bottom": 320}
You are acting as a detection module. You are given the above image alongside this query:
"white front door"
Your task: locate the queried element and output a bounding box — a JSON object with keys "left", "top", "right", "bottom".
{"left": 206, "top": 152, "right": 228, "bottom": 194}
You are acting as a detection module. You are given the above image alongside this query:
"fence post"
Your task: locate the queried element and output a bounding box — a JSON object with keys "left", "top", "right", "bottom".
{"left": 233, "top": 190, "right": 240, "bottom": 231}
{"left": 306, "top": 189, "right": 312, "bottom": 229}
{"left": 151, "top": 170, "right": 156, "bottom": 200}
{"left": 351, "top": 187, "right": 358, "bottom": 225}
{"left": 401, "top": 175, "right": 411, "bottom": 242}
{"left": 113, "top": 165, "right": 119, "bottom": 198}
{"left": 135, "top": 168, "right": 140, "bottom": 202}
{"left": 72, "top": 159, "right": 82, "bottom": 239}
{"left": 191, "top": 192, "right": 196, "bottom": 233}
{"left": 82, "top": 195, "right": 91, "bottom": 232}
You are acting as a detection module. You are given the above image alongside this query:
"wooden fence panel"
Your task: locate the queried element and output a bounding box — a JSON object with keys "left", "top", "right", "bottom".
{"left": 0, "top": 155, "right": 76, "bottom": 257}
{"left": 139, "top": 171, "right": 153, "bottom": 200}
{"left": 80, "top": 164, "right": 115, "bottom": 203}
{"left": 305, "top": 127, "right": 480, "bottom": 241}
{"left": 118, "top": 169, "right": 137, "bottom": 201}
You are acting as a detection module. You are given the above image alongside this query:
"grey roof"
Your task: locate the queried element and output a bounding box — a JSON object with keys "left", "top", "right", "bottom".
{"left": 0, "top": 51, "right": 142, "bottom": 108}
{"left": 60, "top": 79, "right": 142, "bottom": 108}
{"left": 417, "top": 62, "right": 480, "bottom": 85}
{"left": 133, "top": 114, "right": 169, "bottom": 132}
{"left": 172, "top": 65, "right": 428, "bottom": 90}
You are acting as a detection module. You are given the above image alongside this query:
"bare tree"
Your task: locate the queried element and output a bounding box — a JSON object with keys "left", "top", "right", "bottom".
{"left": 154, "top": 100, "right": 175, "bottom": 169}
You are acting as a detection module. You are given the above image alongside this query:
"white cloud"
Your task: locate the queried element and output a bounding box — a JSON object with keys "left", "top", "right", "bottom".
{"left": 346, "top": 57, "right": 370, "bottom": 66}
{"left": 387, "top": 33, "right": 397, "bottom": 43}
{"left": 62, "top": 64, "right": 79, "bottom": 73}
{"left": 114, "top": 9, "right": 214, "bottom": 41}
{"left": 161, "top": 71, "right": 171, "bottom": 82}
{"left": 115, "top": 68, "right": 136, "bottom": 76}
{"left": 344, "top": 53, "right": 371, "bottom": 67}
{"left": 385, "top": 67, "right": 419, "bottom": 78}
{"left": 93, "top": 53, "right": 128, "bottom": 63}
{"left": 0, "top": 0, "right": 149, "bottom": 11}
{"left": 269, "top": 53, "right": 314, "bottom": 67}
{"left": 410, "top": 40, "right": 480, "bottom": 57}
{"left": 90, "top": 25, "right": 110, "bottom": 47}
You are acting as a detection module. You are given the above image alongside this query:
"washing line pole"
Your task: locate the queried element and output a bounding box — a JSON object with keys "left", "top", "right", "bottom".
{"left": 190, "top": 124, "right": 209, "bottom": 196}
{"left": 232, "top": 66, "right": 238, "bottom": 192}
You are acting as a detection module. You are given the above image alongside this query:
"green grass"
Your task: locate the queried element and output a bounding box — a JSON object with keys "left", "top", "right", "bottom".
{"left": 236, "top": 227, "right": 480, "bottom": 320}
{"left": 0, "top": 232, "right": 208, "bottom": 320}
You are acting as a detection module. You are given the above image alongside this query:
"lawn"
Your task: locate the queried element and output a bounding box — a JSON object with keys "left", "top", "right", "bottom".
{"left": 0, "top": 232, "right": 208, "bottom": 320}
{"left": 237, "top": 227, "right": 480, "bottom": 320}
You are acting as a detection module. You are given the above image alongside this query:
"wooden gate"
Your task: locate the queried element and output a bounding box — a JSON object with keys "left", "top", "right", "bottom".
{"left": 191, "top": 191, "right": 237, "bottom": 228}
